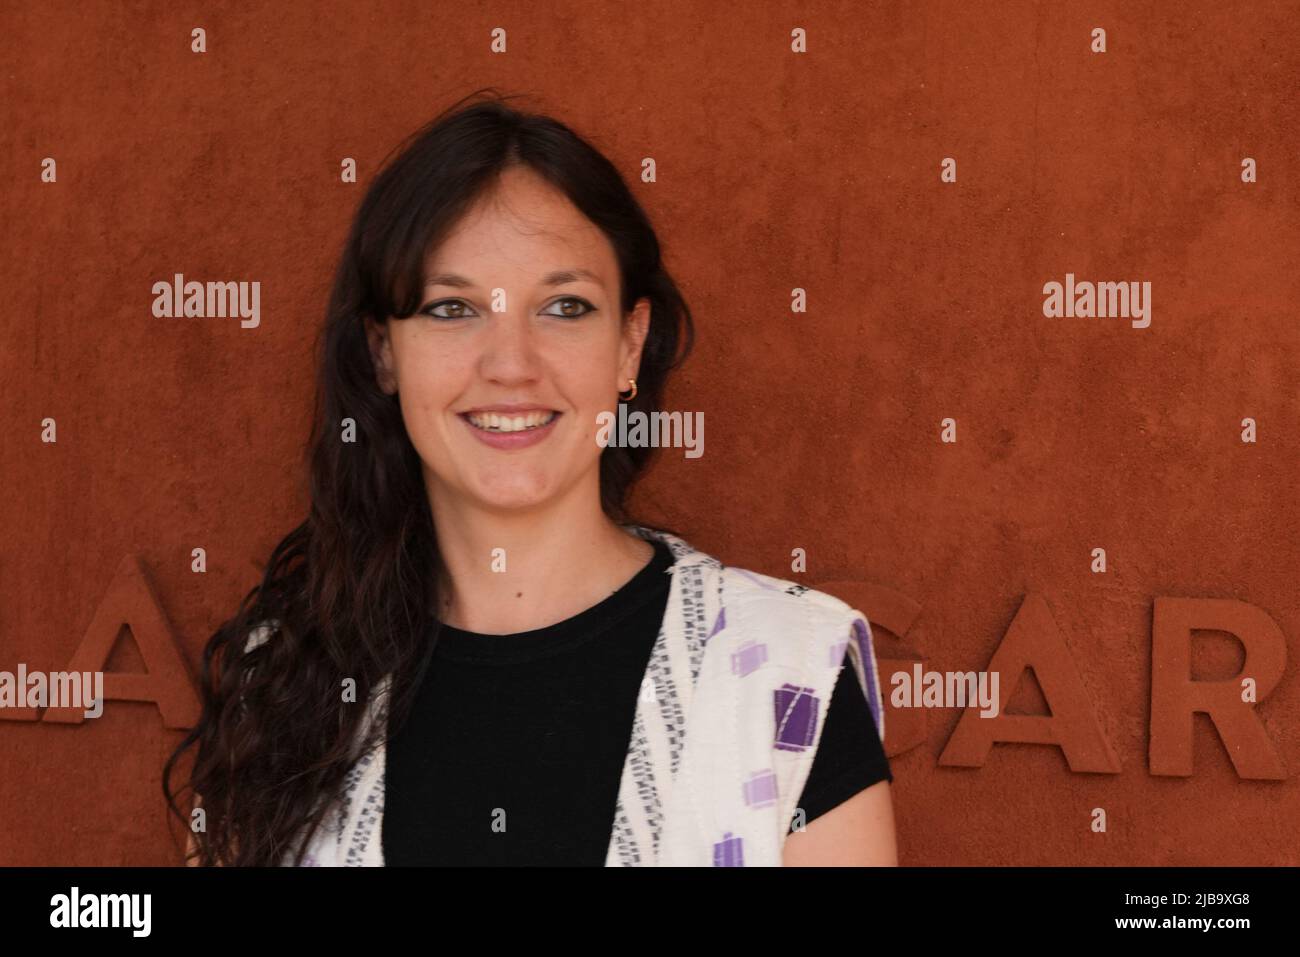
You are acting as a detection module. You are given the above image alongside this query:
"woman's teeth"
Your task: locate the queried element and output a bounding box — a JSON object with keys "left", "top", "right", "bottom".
{"left": 465, "top": 410, "right": 558, "bottom": 432}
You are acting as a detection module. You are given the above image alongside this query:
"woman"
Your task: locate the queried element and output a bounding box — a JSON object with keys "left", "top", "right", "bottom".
{"left": 165, "top": 90, "right": 897, "bottom": 867}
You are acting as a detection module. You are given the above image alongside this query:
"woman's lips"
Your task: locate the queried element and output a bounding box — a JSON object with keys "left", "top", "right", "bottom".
{"left": 458, "top": 411, "right": 561, "bottom": 450}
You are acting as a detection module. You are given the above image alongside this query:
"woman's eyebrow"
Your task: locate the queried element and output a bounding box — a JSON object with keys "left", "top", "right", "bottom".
{"left": 538, "top": 268, "right": 603, "bottom": 287}
{"left": 422, "top": 268, "right": 603, "bottom": 289}
{"left": 423, "top": 273, "right": 476, "bottom": 289}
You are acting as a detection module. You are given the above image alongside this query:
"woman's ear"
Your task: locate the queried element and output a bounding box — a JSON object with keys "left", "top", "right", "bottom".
{"left": 364, "top": 315, "right": 398, "bottom": 395}
{"left": 618, "top": 297, "right": 652, "bottom": 387}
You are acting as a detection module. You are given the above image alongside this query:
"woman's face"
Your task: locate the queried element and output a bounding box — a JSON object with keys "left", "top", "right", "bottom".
{"left": 366, "top": 165, "right": 652, "bottom": 517}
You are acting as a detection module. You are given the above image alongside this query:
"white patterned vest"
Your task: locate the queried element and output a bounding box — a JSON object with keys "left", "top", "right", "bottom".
{"left": 251, "top": 525, "right": 886, "bottom": 867}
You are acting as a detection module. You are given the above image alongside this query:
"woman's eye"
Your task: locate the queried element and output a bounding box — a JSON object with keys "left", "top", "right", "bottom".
{"left": 419, "top": 297, "right": 594, "bottom": 320}
{"left": 420, "top": 299, "right": 476, "bottom": 320}
{"left": 544, "top": 297, "right": 596, "bottom": 319}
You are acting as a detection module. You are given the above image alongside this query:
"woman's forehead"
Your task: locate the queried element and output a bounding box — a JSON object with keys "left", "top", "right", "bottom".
{"left": 424, "top": 197, "right": 618, "bottom": 287}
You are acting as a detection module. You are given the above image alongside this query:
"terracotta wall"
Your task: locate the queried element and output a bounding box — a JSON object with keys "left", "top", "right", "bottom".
{"left": 1, "top": 1, "right": 1296, "bottom": 865}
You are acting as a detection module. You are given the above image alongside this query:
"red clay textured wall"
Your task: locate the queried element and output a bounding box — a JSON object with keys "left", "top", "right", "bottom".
{"left": 1, "top": 1, "right": 1297, "bottom": 865}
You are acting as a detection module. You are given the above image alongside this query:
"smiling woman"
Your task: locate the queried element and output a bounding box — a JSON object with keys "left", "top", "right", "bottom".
{"left": 163, "top": 88, "right": 895, "bottom": 868}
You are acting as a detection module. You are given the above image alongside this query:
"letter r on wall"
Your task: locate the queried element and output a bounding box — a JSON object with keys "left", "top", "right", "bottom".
{"left": 1150, "top": 597, "right": 1287, "bottom": 779}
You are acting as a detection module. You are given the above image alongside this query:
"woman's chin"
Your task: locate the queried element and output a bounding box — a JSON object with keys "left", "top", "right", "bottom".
{"left": 468, "top": 478, "right": 557, "bottom": 513}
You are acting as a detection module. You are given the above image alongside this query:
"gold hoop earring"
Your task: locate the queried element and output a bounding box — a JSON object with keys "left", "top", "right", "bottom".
{"left": 618, "top": 378, "right": 638, "bottom": 402}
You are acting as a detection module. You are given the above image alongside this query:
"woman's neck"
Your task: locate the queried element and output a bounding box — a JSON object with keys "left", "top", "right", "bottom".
{"left": 429, "top": 493, "right": 655, "bottom": 636}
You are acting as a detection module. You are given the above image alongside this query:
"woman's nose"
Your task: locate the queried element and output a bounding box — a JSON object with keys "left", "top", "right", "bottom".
{"left": 479, "top": 309, "right": 542, "bottom": 381}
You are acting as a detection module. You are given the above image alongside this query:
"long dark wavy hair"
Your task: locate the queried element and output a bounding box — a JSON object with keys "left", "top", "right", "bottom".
{"left": 163, "top": 89, "right": 696, "bottom": 866}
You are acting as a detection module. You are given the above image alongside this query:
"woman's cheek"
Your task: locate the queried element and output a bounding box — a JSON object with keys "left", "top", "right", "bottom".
{"left": 396, "top": 387, "right": 443, "bottom": 458}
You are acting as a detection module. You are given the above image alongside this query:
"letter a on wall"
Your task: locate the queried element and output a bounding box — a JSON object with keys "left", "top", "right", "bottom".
{"left": 42, "top": 554, "right": 200, "bottom": 728}
{"left": 940, "top": 593, "right": 1121, "bottom": 773}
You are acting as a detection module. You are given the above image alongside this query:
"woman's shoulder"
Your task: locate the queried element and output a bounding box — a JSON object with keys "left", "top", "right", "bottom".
{"left": 710, "top": 561, "right": 886, "bottom": 741}
{"left": 640, "top": 522, "right": 868, "bottom": 648}
{"left": 715, "top": 561, "right": 863, "bottom": 630}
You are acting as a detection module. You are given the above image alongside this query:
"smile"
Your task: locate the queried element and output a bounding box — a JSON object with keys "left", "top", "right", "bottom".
{"left": 462, "top": 410, "right": 558, "bottom": 432}
{"left": 458, "top": 410, "right": 562, "bottom": 450}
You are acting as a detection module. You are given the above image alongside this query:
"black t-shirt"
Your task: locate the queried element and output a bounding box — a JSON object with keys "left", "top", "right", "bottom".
{"left": 382, "top": 538, "right": 892, "bottom": 865}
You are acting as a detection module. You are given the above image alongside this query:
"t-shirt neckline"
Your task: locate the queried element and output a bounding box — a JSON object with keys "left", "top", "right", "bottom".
{"left": 432, "top": 538, "right": 675, "bottom": 664}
